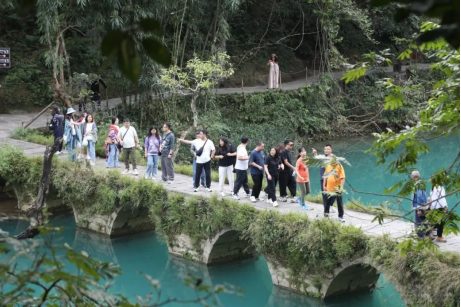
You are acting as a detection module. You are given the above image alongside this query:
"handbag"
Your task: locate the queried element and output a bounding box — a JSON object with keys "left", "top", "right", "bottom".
{"left": 82, "top": 136, "right": 89, "bottom": 147}
{"left": 195, "top": 139, "right": 208, "bottom": 157}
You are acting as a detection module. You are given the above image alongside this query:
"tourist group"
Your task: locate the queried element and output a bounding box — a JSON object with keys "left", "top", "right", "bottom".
{"left": 50, "top": 106, "right": 449, "bottom": 239}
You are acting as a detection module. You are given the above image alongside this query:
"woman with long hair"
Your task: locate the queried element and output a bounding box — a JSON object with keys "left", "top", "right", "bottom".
{"left": 82, "top": 113, "right": 98, "bottom": 165}
{"left": 296, "top": 148, "right": 310, "bottom": 210}
{"left": 105, "top": 116, "right": 121, "bottom": 168}
{"left": 63, "top": 108, "right": 79, "bottom": 162}
{"left": 144, "top": 125, "right": 161, "bottom": 179}
{"left": 267, "top": 54, "right": 279, "bottom": 89}
{"left": 214, "top": 137, "right": 236, "bottom": 197}
{"left": 429, "top": 178, "right": 448, "bottom": 242}
{"left": 264, "top": 147, "right": 284, "bottom": 207}
{"left": 51, "top": 105, "right": 64, "bottom": 154}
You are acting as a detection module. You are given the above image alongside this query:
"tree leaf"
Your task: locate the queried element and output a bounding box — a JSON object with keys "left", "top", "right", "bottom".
{"left": 138, "top": 18, "right": 163, "bottom": 36}
{"left": 142, "top": 38, "right": 171, "bottom": 67}
{"left": 101, "top": 30, "right": 125, "bottom": 57}
{"left": 117, "top": 37, "right": 141, "bottom": 83}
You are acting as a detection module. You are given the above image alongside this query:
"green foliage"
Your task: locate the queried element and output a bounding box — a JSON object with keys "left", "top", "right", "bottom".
{"left": 10, "top": 127, "right": 53, "bottom": 146}
{"left": 344, "top": 198, "right": 393, "bottom": 215}
{"left": 367, "top": 235, "right": 460, "bottom": 307}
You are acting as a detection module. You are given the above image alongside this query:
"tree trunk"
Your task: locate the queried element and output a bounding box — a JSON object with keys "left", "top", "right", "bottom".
{"left": 14, "top": 138, "right": 62, "bottom": 240}
{"left": 190, "top": 94, "right": 199, "bottom": 128}
{"left": 173, "top": 125, "right": 195, "bottom": 160}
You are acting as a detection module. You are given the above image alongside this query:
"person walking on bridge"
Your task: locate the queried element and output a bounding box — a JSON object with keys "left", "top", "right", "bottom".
{"left": 179, "top": 129, "right": 215, "bottom": 192}
{"left": 249, "top": 141, "right": 265, "bottom": 202}
{"left": 50, "top": 105, "right": 64, "bottom": 155}
{"left": 313, "top": 144, "right": 337, "bottom": 213}
{"left": 214, "top": 137, "right": 236, "bottom": 197}
{"left": 144, "top": 125, "right": 161, "bottom": 180}
{"left": 264, "top": 147, "right": 283, "bottom": 207}
{"left": 296, "top": 148, "right": 310, "bottom": 210}
{"left": 279, "top": 140, "right": 297, "bottom": 203}
{"left": 191, "top": 131, "right": 206, "bottom": 188}
{"left": 118, "top": 118, "right": 142, "bottom": 176}
{"left": 323, "top": 156, "right": 346, "bottom": 222}
{"left": 232, "top": 136, "right": 251, "bottom": 200}
{"left": 160, "top": 122, "right": 175, "bottom": 183}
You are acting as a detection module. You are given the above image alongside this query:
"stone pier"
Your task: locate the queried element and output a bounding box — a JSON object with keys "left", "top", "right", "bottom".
{"left": 72, "top": 206, "right": 154, "bottom": 237}
{"left": 168, "top": 229, "right": 256, "bottom": 264}
{"left": 267, "top": 257, "right": 380, "bottom": 298}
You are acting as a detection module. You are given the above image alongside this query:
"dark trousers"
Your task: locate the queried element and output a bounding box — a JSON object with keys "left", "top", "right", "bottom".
{"left": 266, "top": 174, "right": 279, "bottom": 202}
{"left": 195, "top": 161, "right": 211, "bottom": 188}
{"left": 320, "top": 180, "right": 327, "bottom": 208}
{"left": 123, "top": 147, "right": 137, "bottom": 170}
{"left": 234, "top": 169, "right": 250, "bottom": 195}
{"left": 251, "top": 174, "right": 263, "bottom": 198}
{"left": 414, "top": 210, "right": 432, "bottom": 238}
{"left": 325, "top": 195, "right": 344, "bottom": 218}
{"left": 279, "top": 171, "right": 296, "bottom": 197}
{"left": 54, "top": 130, "right": 63, "bottom": 152}
{"left": 434, "top": 208, "right": 446, "bottom": 237}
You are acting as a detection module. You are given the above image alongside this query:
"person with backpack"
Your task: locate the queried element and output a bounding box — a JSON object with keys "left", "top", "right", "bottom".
{"left": 118, "top": 118, "right": 142, "bottom": 176}
{"left": 144, "top": 125, "right": 161, "bottom": 180}
{"left": 50, "top": 105, "right": 64, "bottom": 155}
{"left": 179, "top": 129, "right": 215, "bottom": 192}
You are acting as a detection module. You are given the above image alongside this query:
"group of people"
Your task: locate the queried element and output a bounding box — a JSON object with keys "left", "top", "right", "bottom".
{"left": 178, "top": 132, "right": 346, "bottom": 221}
{"left": 50, "top": 106, "right": 449, "bottom": 235}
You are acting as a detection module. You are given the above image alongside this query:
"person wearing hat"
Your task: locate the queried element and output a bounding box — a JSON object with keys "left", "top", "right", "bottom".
{"left": 118, "top": 118, "right": 142, "bottom": 175}
{"left": 63, "top": 107, "right": 80, "bottom": 162}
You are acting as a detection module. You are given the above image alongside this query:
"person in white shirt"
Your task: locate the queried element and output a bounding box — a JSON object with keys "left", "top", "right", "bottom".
{"left": 232, "top": 136, "right": 250, "bottom": 200}
{"left": 118, "top": 118, "right": 142, "bottom": 175}
{"left": 429, "top": 179, "right": 448, "bottom": 243}
{"left": 179, "top": 129, "right": 215, "bottom": 192}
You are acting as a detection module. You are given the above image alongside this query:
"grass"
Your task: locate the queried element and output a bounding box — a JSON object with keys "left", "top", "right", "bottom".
{"left": 305, "top": 193, "right": 323, "bottom": 204}
{"left": 10, "top": 128, "right": 53, "bottom": 146}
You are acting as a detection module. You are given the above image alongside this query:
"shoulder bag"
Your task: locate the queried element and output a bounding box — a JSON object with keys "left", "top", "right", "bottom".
{"left": 118, "top": 127, "right": 130, "bottom": 150}
{"left": 195, "top": 139, "right": 208, "bottom": 157}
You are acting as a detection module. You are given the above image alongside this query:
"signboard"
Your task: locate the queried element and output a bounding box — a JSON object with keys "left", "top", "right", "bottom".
{"left": 0, "top": 48, "right": 10, "bottom": 68}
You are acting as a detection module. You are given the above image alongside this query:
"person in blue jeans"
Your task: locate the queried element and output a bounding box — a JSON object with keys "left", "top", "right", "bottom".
{"left": 411, "top": 170, "right": 431, "bottom": 238}
{"left": 82, "top": 113, "right": 98, "bottom": 166}
{"left": 64, "top": 108, "right": 80, "bottom": 162}
{"left": 105, "top": 117, "right": 120, "bottom": 168}
{"left": 191, "top": 131, "right": 205, "bottom": 187}
{"left": 144, "top": 125, "right": 161, "bottom": 179}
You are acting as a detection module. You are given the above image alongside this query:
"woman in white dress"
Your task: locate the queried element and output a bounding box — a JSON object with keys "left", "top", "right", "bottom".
{"left": 267, "top": 54, "right": 279, "bottom": 89}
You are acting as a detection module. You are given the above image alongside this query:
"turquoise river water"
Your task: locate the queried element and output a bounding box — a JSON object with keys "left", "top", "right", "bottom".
{"left": 1, "top": 133, "right": 459, "bottom": 306}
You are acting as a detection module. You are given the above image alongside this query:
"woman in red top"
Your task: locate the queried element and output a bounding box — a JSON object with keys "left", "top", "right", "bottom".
{"left": 296, "top": 148, "right": 310, "bottom": 210}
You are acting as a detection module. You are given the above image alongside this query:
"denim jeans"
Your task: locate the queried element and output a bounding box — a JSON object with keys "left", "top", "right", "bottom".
{"left": 192, "top": 157, "right": 205, "bottom": 186}
{"left": 146, "top": 154, "right": 159, "bottom": 178}
{"left": 67, "top": 136, "right": 77, "bottom": 162}
{"left": 106, "top": 144, "right": 119, "bottom": 168}
{"left": 87, "top": 140, "right": 96, "bottom": 163}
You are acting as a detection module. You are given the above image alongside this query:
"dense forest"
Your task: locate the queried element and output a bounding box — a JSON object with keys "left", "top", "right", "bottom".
{"left": 0, "top": 0, "right": 421, "bottom": 110}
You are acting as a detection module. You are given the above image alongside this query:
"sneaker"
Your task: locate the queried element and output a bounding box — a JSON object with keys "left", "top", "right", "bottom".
{"left": 220, "top": 192, "right": 226, "bottom": 197}
{"left": 245, "top": 193, "right": 251, "bottom": 198}
{"left": 232, "top": 195, "right": 240, "bottom": 200}
{"left": 436, "top": 236, "right": 447, "bottom": 243}
{"left": 86, "top": 155, "right": 91, "bottom": 160}
{"left": 152, "top": 177, "right": 156, "bottom": 180}
{"left": 428, "top": 233, "right": 435, "bottom": 240}
{"left": 168, "top": 180, "right": 174, "bottom": 184}
{"left": 296, "top": 197, "right": 303, "bottom": 206}
{"left": 161, "top": 179, "right": 168, "bottom": 183}
{"left": 250, "top": 196, "right": 256, "bottom": 203}
{"left": 338, "top": 217, "right": 345, "bottom": 223}
{"left": 257, "top": 197, "right": 265, "bottom": 201}
{"left": 324, "top": 213, "right": 329, "bottom": 218}
{"left": 273, "top": 201, "right": 279, "bottom": 207}
{"left": 133, "top": 169, "right": 139, "bottom": 176}
{"left": 55, "top": 151, "right": 62, "bottom": 155}
{"left": 194, "top": 188, "right": 200, "bottom": 192}
{"left": 90, "top": 162, "right": 95, "bottom": 166}
{"left": 122, "top": 169, "right": 130, "bottom": 175}
{"left": 145, "top": 175, "right": 150, "bottom": 180}
{"left": 330, "top": 206, "right": 337, "bottom": 213}
{"left": 290, "top": 197, "right": 298, "bottom": 203}
{"left": 277, "top": 197, "right": 287, "bottom": 202}
{"left": 301, "top": 205, "right": 308, "bottom": 210}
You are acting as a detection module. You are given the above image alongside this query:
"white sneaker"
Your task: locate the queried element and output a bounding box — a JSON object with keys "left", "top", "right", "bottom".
{"left": 152, "top": 177, "right": 156, "bottom": 180}
{"left": 220, "top": 192, "right": 226, "bottom": 197}
{"left": 194, "top": 188, "right": 199, "bottom": 192}
{"left": 206, "top": 188, "right": 212, "bottom": 192}
{"left": 168, "top": 180, "right": 174, "bottom": 184}
{"left": 330, "top": 206, "right": 337, "bottom": 213}
{"left": 86, "top": 155, "right": 91, "bottom": 160}
{"left": 55, "top": 151, "right": 62, "bottom": 155}
{"left": 250, "top": 196, "right": 256, "bottom": 202}
{"left": 133, "top": 169, "right": 139, "bottom": 176}
{"left": 273, "top": 201, "right": 279, "bottom": 207}
{"left": 122, "top": 169, "right": 130, "bottom": 175}
{"left": 290, "top": 197, "right": 298, "bottom": 203}
{"left": 232, "top": 195, "right": 240, "bottom": 200}
{"left": 338, "top": 217, "right": 345, "bottom": 223}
